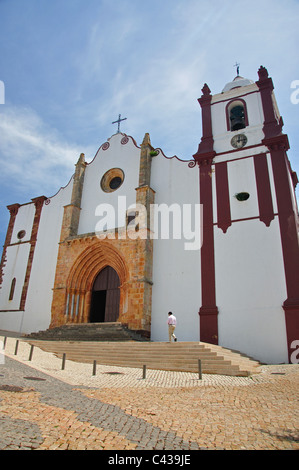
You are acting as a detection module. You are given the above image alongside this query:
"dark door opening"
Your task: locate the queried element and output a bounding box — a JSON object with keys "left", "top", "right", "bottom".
{"left": 89, "top": 266, "right": 120, "bottom": 323}
{"left": 90, "top": 291, "right": 106, "bottom": 323}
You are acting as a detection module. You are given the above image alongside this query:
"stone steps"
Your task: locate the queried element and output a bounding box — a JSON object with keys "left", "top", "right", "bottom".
{"left": 25, "top": 339, "right": 261, "bottom": 377}
{"left": 24, "top": 322, "right": 149, "bottom": 342}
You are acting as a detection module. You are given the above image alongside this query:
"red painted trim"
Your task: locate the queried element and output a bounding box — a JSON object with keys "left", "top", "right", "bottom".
{"left": 194, "top": 83, "right": 219, "bottom": 344}
{"left": 254, "top": 153, "right": 275, "bottom": 227}
{"left": 0, "top": 309, "right": 24, "bottom": 312}
{"left": 225, "top": 98, "right": 249, "bottom": 131}
{"left": 193, "top": 84, "right": 215, "bottom": 162}
{"left": 211, "top": 89, "right": 258, "bottom": 106}
{"left": 88, "top": 133, "right": 141, "bottom": 165}
{"left": 215, "top": 162, "right": 231, "bottom": 233}
{"left": 214, "top": 143, "right": 266, "bottom": 159}
{"left": 256, "top": 66, "right": 283, "bottom": 140}
{"left": 270, "top": 146, "right": 299, "bottom": 296}
{"left": 4, "top": 241, "right": 30, "bottom": 247}
{"left": 19, "top": 196, "right": 47, "bottom": 310}
{"left": 267, "top": 141, "right": 299, "bottom": 362}
{"left": 258, "top": 66, "right": 298, "bottom": 361}
{"left": 213, "top": 213, "right": 278, "bottom": 226}
{"left": 0, "top": 204, "right": 20, "bottom": 287}
{"left": 199, "top": 160, "right": 219, "bottom": 344}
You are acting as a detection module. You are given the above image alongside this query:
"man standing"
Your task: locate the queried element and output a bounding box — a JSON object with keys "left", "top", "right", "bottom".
{"left": 168, "top": 312, "right": 177, "bottom": 342}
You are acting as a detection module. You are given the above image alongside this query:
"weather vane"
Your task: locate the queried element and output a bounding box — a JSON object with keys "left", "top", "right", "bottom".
{"left": 234, "top": 62, "right": 240, "bottom": 76}
{"left": 112, "top": 114, "right": 127, "bottom": 133}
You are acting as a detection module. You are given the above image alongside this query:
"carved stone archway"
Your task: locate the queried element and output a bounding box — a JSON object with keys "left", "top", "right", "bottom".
{"left": 64, "top": 242, "right": 128, "bottom": 324}
{"left": 50, "top": 240, "right": 129, "bottom": 328}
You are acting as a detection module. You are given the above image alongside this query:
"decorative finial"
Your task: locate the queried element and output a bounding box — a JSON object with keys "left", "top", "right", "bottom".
{"left": 201, "top": 83, "right": 211, "bottom": 96}
{"left": 258, "top": 66, "right": 269, "bottom": 80}
{"left": 142, "top": 133, "right": 151, "bottom": 146}
{"left": 76, "top": 153, "right": 85, "bottom": 165}
{"left": 112, "top": 114, "right": 127, "bottom": 133}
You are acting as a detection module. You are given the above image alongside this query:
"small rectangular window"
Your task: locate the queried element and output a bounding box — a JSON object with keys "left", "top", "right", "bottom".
{"left": 127, "top": 211, "right": 138, "bottom": 225}
{"left": 9, "top": 278, "right": 16, "bottom": 301}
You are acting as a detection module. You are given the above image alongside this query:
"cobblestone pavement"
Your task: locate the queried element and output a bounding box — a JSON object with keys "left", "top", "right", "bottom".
{"left": 0, "top": 337, "right": 298, "bottom": 451}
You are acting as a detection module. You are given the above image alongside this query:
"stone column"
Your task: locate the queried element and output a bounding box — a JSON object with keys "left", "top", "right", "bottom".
{"left": 133, "top": 133, "right": 156, "bottom": 334}
{"left": 60, "top": 153, "right": 86, "bottom": 241}
{"left": 51, "top": 153, "right": 87, "bottom": 327}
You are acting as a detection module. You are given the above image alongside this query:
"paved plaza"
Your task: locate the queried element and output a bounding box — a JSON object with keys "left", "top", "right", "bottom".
{"left": 0, "top": 335, "right": 298, "bottom": 451}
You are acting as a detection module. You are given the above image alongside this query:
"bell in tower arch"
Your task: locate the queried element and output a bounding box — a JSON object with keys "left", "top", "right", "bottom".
{"left": 230, "top": 104, "right": 246, "bottom": 131}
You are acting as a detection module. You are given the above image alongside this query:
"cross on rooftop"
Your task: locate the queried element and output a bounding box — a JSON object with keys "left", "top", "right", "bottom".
{"left": 234, "top": 62, "right": 240, "bottom": 76}
{"left": 112, "top": 114, "right": 127, "bottom": 133}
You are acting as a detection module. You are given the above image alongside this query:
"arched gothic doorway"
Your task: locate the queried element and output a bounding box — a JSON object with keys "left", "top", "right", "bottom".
{"left": 89, "top": 266, "right": 120, "bottom": 323}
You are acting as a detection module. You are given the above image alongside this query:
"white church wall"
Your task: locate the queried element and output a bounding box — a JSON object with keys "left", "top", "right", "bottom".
{"left": 11, "top": 203, "right": 35, "bottom": 245}
{"left": 150, "top": 154, "right": 201, "bottom": 342}
{"left": 0, "top": 203, "right": 36, "bottom": 332}
{"left": 151, "top": 239, "right": 201, "bottom": 342}
{"left": 215, "top": 217, "right": 288, "bottom": 364}
{"left": 243, "top": 89, "right": 264, "bottom": 128}
{"left": 228, "top": 157, "right": 259, "bottom": 221}
{"left": 78, "top": 134, "right": 141, "bottom": 235}
{"left": 21, "top": 180, "right": 73, "bottom": 334}
{"left": 212, "top": 155, "right": 262, "bottom": 226}
{"left": 0, "top": 243, "right": 31, "bottom": 333}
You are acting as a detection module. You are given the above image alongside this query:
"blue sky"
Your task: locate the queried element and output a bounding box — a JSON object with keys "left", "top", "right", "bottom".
{"left": 0, "top": 0, "right": 299, "bottom": 249}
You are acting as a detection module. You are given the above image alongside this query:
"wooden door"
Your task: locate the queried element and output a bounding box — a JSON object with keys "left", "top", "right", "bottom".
{"left": 90, "top": 266, "right": 120, "bottom": 323}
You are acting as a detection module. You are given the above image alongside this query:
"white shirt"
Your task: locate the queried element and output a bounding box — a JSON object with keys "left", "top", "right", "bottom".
{"left": 168, "top": 315, "right": 176, "bottom": 326}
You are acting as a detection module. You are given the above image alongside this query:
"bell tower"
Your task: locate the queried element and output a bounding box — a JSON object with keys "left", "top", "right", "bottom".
{"left": 194, "top": 66, "right": 299, "bottom": 363}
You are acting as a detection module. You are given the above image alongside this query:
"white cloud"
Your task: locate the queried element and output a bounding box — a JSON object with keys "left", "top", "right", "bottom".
{"left": 1, "top": 0, "right": 298, "bottom": 196}
{"left": 0, "top": 106, "right": 89, "bottom": 196}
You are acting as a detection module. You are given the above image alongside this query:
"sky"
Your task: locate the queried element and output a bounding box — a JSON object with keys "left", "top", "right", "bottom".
{"left": 0, "top": 0, "right": 298, "bottom": 249}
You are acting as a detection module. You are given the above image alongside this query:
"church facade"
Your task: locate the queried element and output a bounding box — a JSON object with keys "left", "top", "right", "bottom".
{"left": 1, "top": 66, "right": 298, "bottom": 364}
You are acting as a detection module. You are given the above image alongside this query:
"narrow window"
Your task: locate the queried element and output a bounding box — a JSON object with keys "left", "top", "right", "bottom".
{"left": 9, "top": 278, "right": 16, "bottom": 301}
{"left": 127, "top": 211, "right": 139, "bottom": 232}
{"left": 127, "top": 211, "right": 137, "bottom": 226}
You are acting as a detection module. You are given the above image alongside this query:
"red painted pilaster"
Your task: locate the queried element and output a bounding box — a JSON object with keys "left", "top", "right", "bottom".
{"left": 268, "top": 141, "right": 299, "bottom": 362}
{"left": 0, "top": 203, "right": 20, "bottom": 287}
{"left": 215, "top": 162, "right": 231, "bottom": 233}
{"left": 20, "top": 196, "right": 47, "bottom": 310}
{"left": 256, "top": 66, "right": 283, "bottom": 140}
{"left": 254, "top": 153, "right": 275, "bottom": 227}
{"left": 193, "top": 83, "right": 219, "bottom": 344}
{"left": 257, "top": 66, "right": 299, "bottom": 362}
{"left": 198, "top": 159, "right": 219, "bottom": 344}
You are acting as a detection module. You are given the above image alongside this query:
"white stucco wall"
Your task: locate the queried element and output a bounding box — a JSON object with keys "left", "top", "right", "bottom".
{"left": 78, "top": 134, "right": 141, "bottom": 235}
{"left": 206, "top": 80, "right": 290, "bottom": 363}
{"left": 10, "top": 203, "right": 35, "bottom": 245}
{"left": 0, "top": 203, "right": 36, "bottom": 332}
{"left": 150, "top": 153, "right": 201, "bottom": 342}
{"left": 0, "top": 243, "right": 31, "bottom": 332}
{"left": 0, "top": 177, "right": 73, "bottom": 334}
{"left": 212, "top": 148, "right": 288, "bottom": 363}
{"left": 21, "top": 180, "right": 73, "bottom": 333}
{"left": 215, "top": 217, "right": 288, "bottom": 363}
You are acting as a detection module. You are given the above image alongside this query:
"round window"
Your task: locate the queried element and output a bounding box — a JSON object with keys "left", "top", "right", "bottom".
{"left": 17, "top": 230, "right": 26, "bottom": 240}
{"left": 101, "top": 168, "right": 124, "bottom": 193}
{"left": 235, "top": 192, "right": 250, "bottom": 201}
{"left": 109, "top": 176, "right": 122, "bottom": 190}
